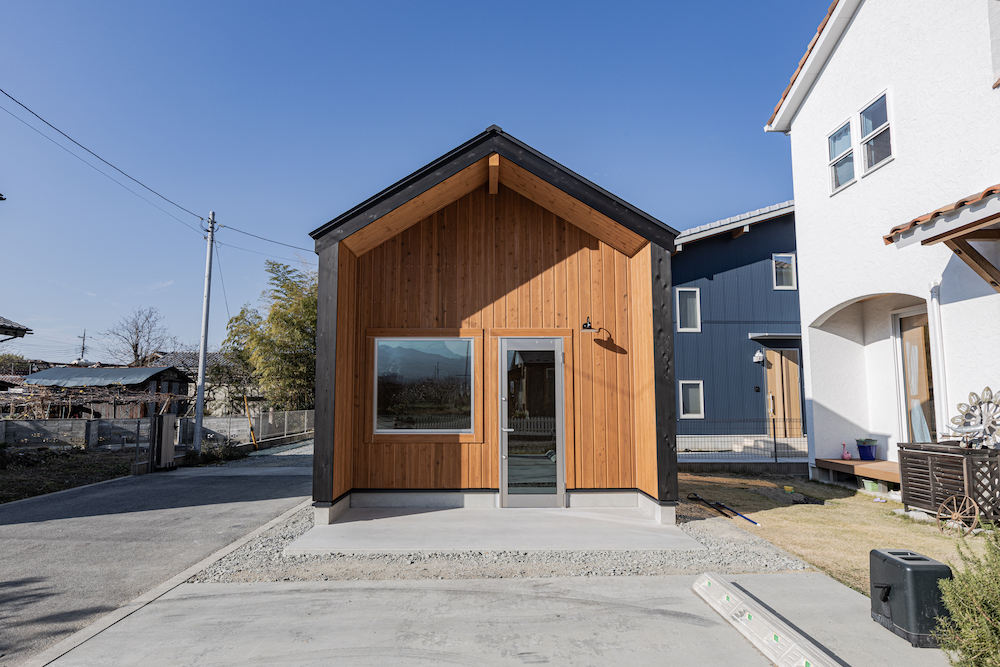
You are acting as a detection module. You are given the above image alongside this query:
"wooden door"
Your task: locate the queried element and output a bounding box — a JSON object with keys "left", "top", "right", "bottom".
{"left": 766, "top": 349, "right": 803, "bottom": 437}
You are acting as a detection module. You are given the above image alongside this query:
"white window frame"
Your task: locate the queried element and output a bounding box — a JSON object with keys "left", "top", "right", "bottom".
{"left": 675, "top": 287, "right": 702, "bottom": 333}
{"left": 828, "top": 119, "right": 856, "bottom": 195}
{"left": 679, "top": 380, "right": 705, "bottom": 420}
{"left": 373, "top": 337, "right": 475, "bottom": 434}
{"left": 772, "top": 253, "right": 797, "bottom": 291}
{"left": 859, "top": 90, "right": 893, "bottom": 175}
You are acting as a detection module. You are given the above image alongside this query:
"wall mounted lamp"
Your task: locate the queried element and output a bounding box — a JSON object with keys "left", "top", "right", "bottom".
{"left": 752, "top": 350, "right": 765, "bottom": 364}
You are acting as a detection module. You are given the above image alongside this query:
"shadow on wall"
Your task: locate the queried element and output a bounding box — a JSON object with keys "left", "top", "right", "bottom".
{"left": 940, "top": 251, "right": 999, "bottom": 305}
{"left": 807, "top": 396, "right": 892, "bottom": 461}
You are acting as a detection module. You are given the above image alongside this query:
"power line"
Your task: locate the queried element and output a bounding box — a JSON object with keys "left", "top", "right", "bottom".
{"left": 216, "top": 240, "right": 317, "bottom": 266}
{"left": 0, "top": 86, "right": 203, "bottom": 221}
{"left": 0, "top": 103, "right": 204, "bottom": 236}
{"left": 218, "top": 224, "right": 313, "bottom": 252}
{"left": 214, "top": 242, "right": 232, "bottom": 322}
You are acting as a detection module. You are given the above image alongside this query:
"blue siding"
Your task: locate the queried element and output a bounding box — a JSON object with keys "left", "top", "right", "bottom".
{"left": 671, "top": 213, "right": 801, "bottom": 432}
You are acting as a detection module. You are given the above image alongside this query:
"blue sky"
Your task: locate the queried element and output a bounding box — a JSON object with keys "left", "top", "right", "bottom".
{"left": 1, "top": 1, "right": 822, "bottom": 363}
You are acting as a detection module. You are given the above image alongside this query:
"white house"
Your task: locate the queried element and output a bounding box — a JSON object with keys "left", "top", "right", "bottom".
{"left": 765, "top": 0, "right": 1000, "bottom": 480}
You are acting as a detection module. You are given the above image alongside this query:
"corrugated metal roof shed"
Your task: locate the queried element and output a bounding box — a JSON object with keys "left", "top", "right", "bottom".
{"left": 23, "top": 366, "right": 189, "bottom": 388}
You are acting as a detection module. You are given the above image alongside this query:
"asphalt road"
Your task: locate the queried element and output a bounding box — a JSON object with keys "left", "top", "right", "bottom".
{"left": 0, "top": 443, "right": 312, "bottom": 666}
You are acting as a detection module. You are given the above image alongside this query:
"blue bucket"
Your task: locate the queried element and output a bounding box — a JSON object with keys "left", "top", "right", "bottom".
{"left": 858, "top": 443, "right": 877, "bottom": 460}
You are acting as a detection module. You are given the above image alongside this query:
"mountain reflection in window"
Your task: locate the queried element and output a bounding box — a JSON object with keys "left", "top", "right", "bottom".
{"left": 375, "top": 339, "right": 473, "bottom": 432}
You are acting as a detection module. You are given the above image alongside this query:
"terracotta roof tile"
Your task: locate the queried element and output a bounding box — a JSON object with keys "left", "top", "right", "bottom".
{"left": 883, "top": 183, "right": 1000, "bottom": 244}
{"left": 767, "top": 0, "right": 841, "bottom": 127}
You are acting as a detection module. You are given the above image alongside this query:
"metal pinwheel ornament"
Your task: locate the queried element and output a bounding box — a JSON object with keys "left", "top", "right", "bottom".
{"left": 950, "top": 387, "right": 1000, "bottom": 449}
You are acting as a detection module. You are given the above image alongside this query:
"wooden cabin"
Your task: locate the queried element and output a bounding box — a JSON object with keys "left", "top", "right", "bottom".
{"left": 309, "top": 126, "right": 680, "bottom": 524}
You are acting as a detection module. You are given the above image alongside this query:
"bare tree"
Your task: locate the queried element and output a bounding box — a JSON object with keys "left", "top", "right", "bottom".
{"left": 101, "top": 307, "right": 176, "bottom": 366}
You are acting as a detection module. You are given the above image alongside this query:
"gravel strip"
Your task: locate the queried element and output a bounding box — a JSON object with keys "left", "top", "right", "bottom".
{"left": 188, "top": 505, "right": 808, "bottom": 583}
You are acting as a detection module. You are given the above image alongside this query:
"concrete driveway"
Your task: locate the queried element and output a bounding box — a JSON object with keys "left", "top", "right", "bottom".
{"left": 33, "top": 573, "right": 949, "bottom": 667}
{"left": 0, "top": 443, "right": 311, "bottom": 666}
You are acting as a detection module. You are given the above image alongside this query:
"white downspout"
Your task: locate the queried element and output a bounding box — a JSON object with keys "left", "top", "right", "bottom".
{"left": 928, "top": 280, "right": 949, "bottom": 441}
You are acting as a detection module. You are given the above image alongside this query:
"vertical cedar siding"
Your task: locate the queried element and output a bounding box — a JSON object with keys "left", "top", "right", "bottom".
{"left": 334, "top": 183, "right": 662, "bottom": 491}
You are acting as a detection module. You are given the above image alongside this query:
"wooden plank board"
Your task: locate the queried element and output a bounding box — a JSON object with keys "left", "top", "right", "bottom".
{"left": 498, "top": 157, "right": 649, "bottom": 257}
{"left": 345, "top": 184, "right": 644, "bottom": 491}
{"left": 341, "top": 157, "right": 490, "bottom": 255}
{"left": 815, "top": 458, "right": 901, "bottom": 484}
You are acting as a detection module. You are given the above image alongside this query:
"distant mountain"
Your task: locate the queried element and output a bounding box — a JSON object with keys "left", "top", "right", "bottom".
{"left": 378, "top": 346, "right": 471, "bottom": 381}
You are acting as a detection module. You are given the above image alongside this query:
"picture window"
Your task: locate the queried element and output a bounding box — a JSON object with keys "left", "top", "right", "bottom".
{"left": 374, "top": 338, "right": 474, "bottom": 433}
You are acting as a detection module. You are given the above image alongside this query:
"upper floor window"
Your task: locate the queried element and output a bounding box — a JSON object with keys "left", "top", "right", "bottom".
{"left": 828, "top": 121, "right": 855, "bottom": 192}
{"left": 675, "top": 287, "right": 701, "bottom": 332}
{"left": 860, "top": 94, "right": 892, "bottom": 171}
{"left": 772, "top": 253, "right": 797, "bottom": 290}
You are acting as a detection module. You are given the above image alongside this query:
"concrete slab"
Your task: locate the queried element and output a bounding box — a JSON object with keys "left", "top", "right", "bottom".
{"left": 286, "top": 507, "right": 706, "bottom": 554}
{"left": 43, "top": 578, "right": 771, "bottom": 666}
{"left": 0, "top": 454, "right": 311, "bottom": 666}
{"left": 38, "top": 573, "right": 950, "bottom": 666}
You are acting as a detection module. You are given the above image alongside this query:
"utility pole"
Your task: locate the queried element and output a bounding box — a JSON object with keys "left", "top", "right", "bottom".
{"left": 77, "top": 330, "right": 87, "bottom": 360}
{"left": 192, "top": 212, "right": 215, "bottom": 453}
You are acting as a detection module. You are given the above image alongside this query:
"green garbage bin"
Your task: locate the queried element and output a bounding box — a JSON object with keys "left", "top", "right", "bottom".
{"left": 870, "top": 549, "right": 952, "bottom": 647}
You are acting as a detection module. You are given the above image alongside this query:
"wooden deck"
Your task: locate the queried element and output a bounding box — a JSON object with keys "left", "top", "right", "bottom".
{"left": 815, "top": 458, "right": 901, "bottom": 484}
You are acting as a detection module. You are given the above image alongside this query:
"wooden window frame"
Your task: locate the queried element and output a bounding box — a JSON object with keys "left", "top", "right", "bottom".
{"left": 678, "top": 380, "right": 705, "bottom": 420}
{"left": 366, "top": 329, "right": 484, "bottom": 444}
{"left": 675, "top": 287, "right": 702, "bottom": 333}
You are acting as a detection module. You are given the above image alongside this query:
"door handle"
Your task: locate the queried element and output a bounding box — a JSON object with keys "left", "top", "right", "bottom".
{"left": 501, "top": 428, "right": 514, "bottom": 432}
{"left": 502, "top": 455, "right": 507, "bottom": 460}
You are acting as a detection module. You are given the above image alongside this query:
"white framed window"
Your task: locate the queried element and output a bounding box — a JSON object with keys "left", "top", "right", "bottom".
{"left": 860, "top": 93, "right": 892, "bottom": 172}
{"left": 772, "top": 253, "right": 797, "bottom": 290}
{"left": 374, "top": 338, "right": 474, "bottom": 434}
{"left": 679, "top": 380, "right": 705, "bottom": 419}
{"left": 828, "top": 120, "right": 855, "bottom": 193}
{"left": 675, "top": 287, "right": 701, "bottom": 332}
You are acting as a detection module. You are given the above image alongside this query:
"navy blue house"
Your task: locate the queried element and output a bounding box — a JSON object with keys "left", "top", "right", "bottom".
{"left": 670, "top": 202, "right": 806, "bottom": 459}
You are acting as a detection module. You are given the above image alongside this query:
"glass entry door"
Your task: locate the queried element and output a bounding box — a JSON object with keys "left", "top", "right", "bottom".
{"left": 499, "top": 338, "right": 565, "bottom": 508}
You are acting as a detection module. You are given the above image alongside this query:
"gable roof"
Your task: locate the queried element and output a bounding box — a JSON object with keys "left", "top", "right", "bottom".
{"left": 675, "top": 201, "right": 794, "bottom": 246}
{"left": 150, "top": 350, "right": 230, "bottom": 371}
{"left": 765, "top": 0, "right": 863, "bottom": 133}
{"left": 23, "top": 366, "right": 191, "bottom": 388}
{"left": 310, "top": 126, "right": 677, "bottom": 256}
{"left": 0, "top": 316, "right": 32, "bottom": 339}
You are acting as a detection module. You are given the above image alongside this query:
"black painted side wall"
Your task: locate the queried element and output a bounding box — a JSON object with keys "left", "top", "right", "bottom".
{"left": 672, "top": 213, "right": 801, "bottom": 434}
{"left": 651, "top": 241, "right": 678, "bottom": 503}
{"left": 313, "top": 242, "right": 338, "bottom": 503}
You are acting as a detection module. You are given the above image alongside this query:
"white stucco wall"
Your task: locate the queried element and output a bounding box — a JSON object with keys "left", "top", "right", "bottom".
{"left": 785, "top": 0, "right": 1000, "bottom": 461}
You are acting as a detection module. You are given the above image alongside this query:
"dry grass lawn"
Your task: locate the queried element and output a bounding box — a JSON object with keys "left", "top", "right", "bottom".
{"left": 678, "top": 472, "right": 988, "bottom": 594}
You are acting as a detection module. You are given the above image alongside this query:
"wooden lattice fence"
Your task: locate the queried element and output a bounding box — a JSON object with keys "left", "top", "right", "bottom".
{"left": 898, "top": 442, "right": 1000, "bottom": 521}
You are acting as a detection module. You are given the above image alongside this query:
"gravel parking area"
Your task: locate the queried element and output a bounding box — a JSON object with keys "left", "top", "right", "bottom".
{"left": 189, "top": 504, "right": 808, "bottom": 583}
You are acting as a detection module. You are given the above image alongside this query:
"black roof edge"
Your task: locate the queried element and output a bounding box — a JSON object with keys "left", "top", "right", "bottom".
{"left": 310, "top": 125, "right": 677, "bottom": 253}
